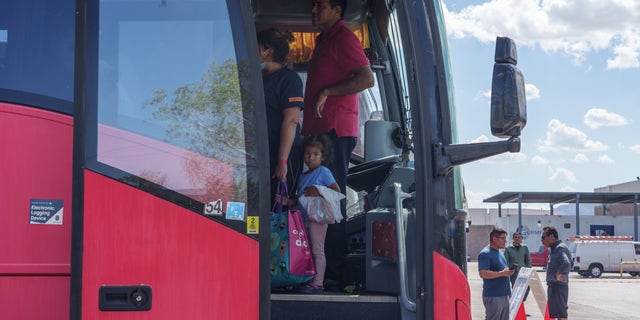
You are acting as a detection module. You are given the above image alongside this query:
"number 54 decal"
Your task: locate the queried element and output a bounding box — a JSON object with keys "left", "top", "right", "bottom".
{"left": 204, "top": 199, "right": 223, "bottom": 216}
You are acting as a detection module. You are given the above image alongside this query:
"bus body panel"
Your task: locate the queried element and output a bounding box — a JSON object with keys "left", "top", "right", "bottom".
{"left": 0, "top": 102, "right": 72, "bottom": 319}
{"left": 433, "top": 251, "right": 471, "bottom": 318}
{"left": 0, "top": 276, "right": 70, "bottom": 319}
{"left": 80, "top": 170, "right": 260, "bottom": 319}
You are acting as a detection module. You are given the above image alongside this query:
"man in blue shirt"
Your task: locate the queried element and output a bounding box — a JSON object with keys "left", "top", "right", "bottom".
{"left": 478, "top": 227, "right": 515, "bottom": 320}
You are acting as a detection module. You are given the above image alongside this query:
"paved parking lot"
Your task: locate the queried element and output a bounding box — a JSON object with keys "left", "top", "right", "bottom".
{"left": 467, "top": 261, "right": 640, "bottom": 320}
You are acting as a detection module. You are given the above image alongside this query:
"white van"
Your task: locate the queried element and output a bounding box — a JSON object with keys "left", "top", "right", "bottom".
{"left": 570, "top": 240, "right": 640, "bottom": 278}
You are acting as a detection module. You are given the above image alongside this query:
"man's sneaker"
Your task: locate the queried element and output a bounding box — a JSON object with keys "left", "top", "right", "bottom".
{"left": 298, "top": 284, "right": 324, "bottom": 294}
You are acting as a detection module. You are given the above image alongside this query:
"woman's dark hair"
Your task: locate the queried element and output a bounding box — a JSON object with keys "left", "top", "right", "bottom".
{"left": 256, "top": 28, "right": 294, "bottom": 65}
{"left": 302, "top": 134, "right": 333, "bottom": 166}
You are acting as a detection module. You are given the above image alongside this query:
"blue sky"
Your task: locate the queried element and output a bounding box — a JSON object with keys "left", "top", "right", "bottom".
{"left": 441, "top": 0, "right": 640, "bottom": 208}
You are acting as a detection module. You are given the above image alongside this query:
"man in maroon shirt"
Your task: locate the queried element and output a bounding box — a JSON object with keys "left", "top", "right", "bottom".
{"left": 302, "top": 0, "right": 374, "bottom": 289}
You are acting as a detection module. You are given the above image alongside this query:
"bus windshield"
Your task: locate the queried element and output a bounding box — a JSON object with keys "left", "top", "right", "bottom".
{"left": 94, "top": 0, "right": 255, "bottom": 205}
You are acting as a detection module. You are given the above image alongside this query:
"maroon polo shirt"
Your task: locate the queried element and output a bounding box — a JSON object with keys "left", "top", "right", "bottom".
{"left": 302, "top": 20, "right": 370, "bottom": 137}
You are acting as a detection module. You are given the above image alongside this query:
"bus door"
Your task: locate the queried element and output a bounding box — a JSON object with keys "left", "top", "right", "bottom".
{"left": 0, "top": 0, "right": 75, "bottom": 318}
{"left": 254, "top": 0, "right": 480, "bottom": 319}
{"left": 72, "top": 0, "right": 270, "bottom": 319}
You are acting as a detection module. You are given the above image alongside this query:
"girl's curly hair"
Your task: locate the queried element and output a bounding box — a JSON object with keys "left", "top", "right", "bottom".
{"left": 302, "top": 133, "right": 333, "bottom": 166}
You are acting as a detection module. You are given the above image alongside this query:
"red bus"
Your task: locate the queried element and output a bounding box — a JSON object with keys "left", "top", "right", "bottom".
{"left": 0, "top": 0, "right": 526, "bottom": 319}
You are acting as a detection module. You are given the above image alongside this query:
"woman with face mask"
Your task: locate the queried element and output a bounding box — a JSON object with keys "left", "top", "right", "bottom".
{"left": 257, "top": 29, "right": 304, "bottom": 200}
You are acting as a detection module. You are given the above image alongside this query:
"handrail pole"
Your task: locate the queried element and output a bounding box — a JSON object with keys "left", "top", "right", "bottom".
{"left": 393, "top": 183, "right": 416, "bottom": 312}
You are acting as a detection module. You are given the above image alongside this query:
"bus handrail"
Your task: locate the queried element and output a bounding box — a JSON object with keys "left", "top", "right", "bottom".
{"left": 394, "top": 182, "right": 416, "bottom": 312}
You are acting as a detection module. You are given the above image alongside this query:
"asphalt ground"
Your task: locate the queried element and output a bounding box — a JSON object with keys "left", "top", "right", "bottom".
{"left": 467, "top": 261, "right": 640, "bottom": 320}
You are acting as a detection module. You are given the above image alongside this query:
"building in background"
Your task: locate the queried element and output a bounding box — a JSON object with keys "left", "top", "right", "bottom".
{"left": 594, "top": 179, "right": 640, "bottom": 216}
{"left": 466, "top": 208, "right": 551, "bottom": 262}
{"left": 466, "top": 179, "right": 640, "bottom": 261}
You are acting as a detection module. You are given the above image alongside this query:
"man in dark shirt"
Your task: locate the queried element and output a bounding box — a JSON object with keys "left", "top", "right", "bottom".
{"left": 542, "top": 226, "right": 572, "bottom": 320}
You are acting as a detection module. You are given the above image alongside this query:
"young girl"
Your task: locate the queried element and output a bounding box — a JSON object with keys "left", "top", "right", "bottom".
{"left": 296, "top": 134, "right": 340, "bottom": 293}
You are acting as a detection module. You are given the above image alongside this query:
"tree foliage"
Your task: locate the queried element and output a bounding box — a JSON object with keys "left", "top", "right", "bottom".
{"left": 145, "top": 58, "right": 258, "bottom": 199}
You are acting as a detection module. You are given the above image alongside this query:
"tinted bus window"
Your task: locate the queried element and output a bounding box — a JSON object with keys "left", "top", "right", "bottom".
{"left": 96, "top": 0, "right": 250, "bottom": 205}
{"left": 0, "top": 1, "right": 75, "bottom": 107}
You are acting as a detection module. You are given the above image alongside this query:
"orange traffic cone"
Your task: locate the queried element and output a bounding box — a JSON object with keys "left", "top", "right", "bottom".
{"left": 514, "top": 302, "right": 527, "bottom": 320}
{"left": 544, "top": 304, "right": 552, "bottom": 320}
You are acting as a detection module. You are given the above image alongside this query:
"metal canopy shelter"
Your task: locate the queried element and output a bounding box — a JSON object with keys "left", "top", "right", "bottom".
{"left": 483, "top": 192, "right": 640, "bottom": 240}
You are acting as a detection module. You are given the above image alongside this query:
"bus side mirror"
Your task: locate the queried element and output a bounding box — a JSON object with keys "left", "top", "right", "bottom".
{"left": 490, "top": 36, "right": 526, "bottom": 138}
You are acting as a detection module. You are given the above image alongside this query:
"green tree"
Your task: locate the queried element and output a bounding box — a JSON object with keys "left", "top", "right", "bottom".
{"left": 145, "top": 58, "right": 258, "bottom": 201}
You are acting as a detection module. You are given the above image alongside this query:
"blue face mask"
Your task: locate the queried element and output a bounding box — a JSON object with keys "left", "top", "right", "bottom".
{"left": 260, "top": 49, "right": 269, "bottom": 70}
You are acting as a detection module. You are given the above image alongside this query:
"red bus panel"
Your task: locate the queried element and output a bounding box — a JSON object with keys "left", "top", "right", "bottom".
{"left": 81, "top": 170, "right": 259, "bottom": 319}
{"left": 433, "top": 251, "right": 471, "bottom": 319}
{"left": 0, "top": 103, "right": 73, "bottom": 319}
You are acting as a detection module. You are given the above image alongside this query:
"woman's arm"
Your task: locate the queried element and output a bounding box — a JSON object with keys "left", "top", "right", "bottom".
{"left": 273, "top": 107, "right": 300, "bottom": 181}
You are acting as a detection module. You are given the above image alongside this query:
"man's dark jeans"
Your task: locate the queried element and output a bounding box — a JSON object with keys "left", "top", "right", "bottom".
{"left": 323, "top": 131, "right": 356, "bottom": 286}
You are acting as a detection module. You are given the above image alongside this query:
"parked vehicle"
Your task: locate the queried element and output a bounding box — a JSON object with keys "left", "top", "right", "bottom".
{"left": 531, "top": 245, "right": 548, "bottom": 267}
{"left": 570, "top": 240, "right": 640, "bottom": 278}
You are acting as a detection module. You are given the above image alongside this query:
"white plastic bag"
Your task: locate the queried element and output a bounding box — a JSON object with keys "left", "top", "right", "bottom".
{"left": 298, "top": 185, "right": 345, "bottom": 224}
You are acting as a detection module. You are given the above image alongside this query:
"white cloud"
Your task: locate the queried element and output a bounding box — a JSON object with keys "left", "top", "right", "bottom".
{"left": 479, "top": 89, "right": 492, "bottom": 101}
{"left": 560, "top": 186, "right": 576, "bottom": 192}
{"left": 531, "top": 155, "right": 549, "bottom": 165}
{"left": 525, "top": 83, "right": 540, "bottom": 101}
{"left": 571, "top": 153, "right": 589, "bottom": 164}
{"left": 607, "top": 30, "right": 640, "bottom": 69}
{"left": 549, "top": 167, "right": 578, "bottom": 183}
{"left": 630, "top": 144, "right": 640, "bottom": 153}
{"left": 584, "top": 108, "right": 630, "bottom": 128}
{"left": 470, "top": 135, "right": 490, "bottom": 143}
{"left": 596, "top": 155, "right": 615, "bottom": 164}
{"left": 443, "top": 0, "right": 640, "bottom": 69}
{"left": 465, "top": 188, "right": 493, "bottom": 208}
{"left": 537, "top": 119, "right": 608, "bottom": 152}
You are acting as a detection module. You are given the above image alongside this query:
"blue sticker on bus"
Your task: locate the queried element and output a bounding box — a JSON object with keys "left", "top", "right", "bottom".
{"left": 30, "top": 199, "right": 64, "bottom": 225}
{"left": 225, "top": 202, "right": 245, "bottom": 221}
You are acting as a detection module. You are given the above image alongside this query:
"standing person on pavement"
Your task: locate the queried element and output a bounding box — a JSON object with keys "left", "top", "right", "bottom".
{"left": 302, "top": 0, "right": 374, "bottom": 289}
{"left": 478, "top": 227, "right": 515, "bottom": 320}
{"left": 504, "top": 231, "right": 532, "bottom": 300}
{"left": 542, "top": 226, "right": 572, "bottom": 320}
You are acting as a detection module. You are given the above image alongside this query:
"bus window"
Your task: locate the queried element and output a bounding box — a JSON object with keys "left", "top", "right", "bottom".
{"left": 387, "top": 11, "right": 412, "bottom": 133}
{"left": 0, "top": 1, "right": 75, "bottom": 110}
{"left": 354, "top": 75, "right": 384, "bottom": 159}
{"left": 95, "top": 0, "right": 253, "bottom": 205}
